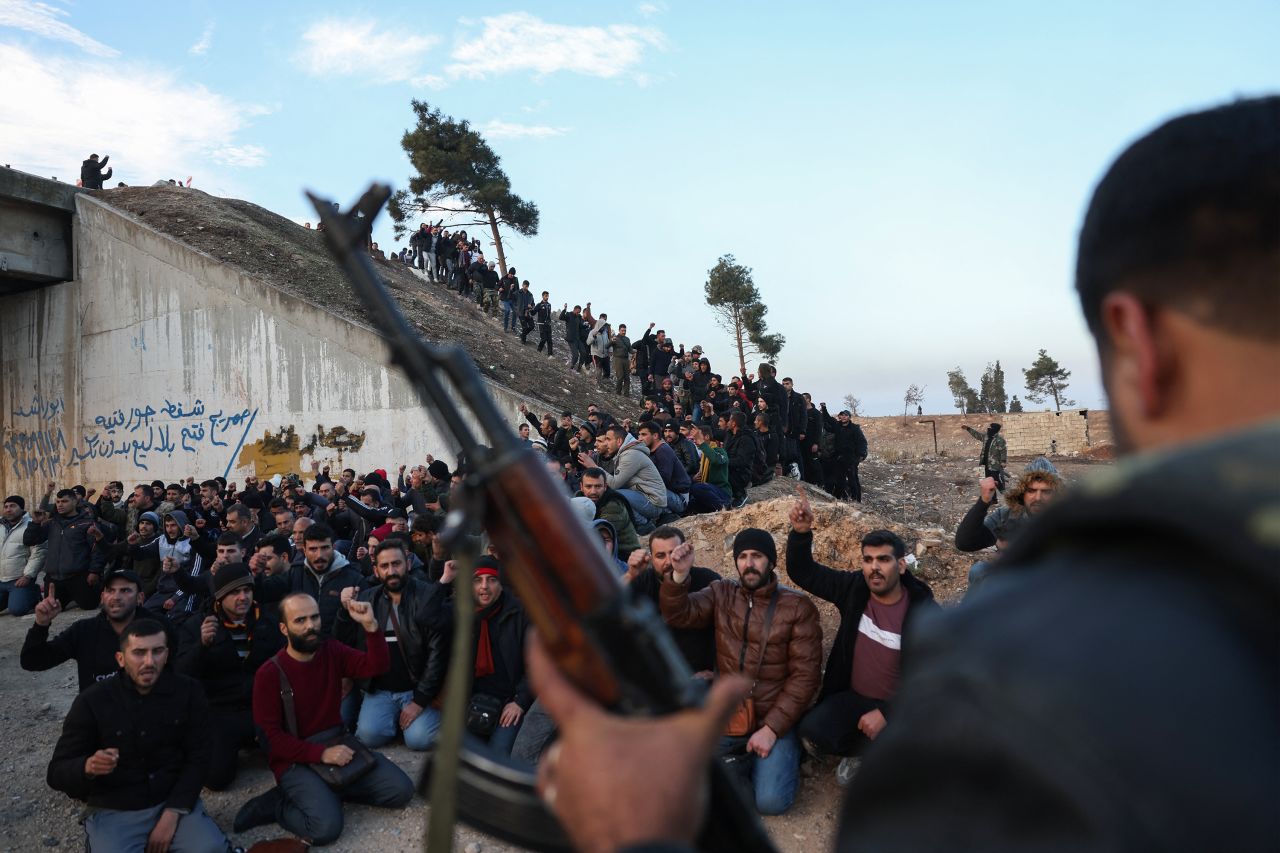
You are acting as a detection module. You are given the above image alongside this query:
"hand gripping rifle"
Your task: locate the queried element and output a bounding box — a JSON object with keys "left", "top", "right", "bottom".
{"left": 308, "top": 185, "right": 777, "bottom": 853}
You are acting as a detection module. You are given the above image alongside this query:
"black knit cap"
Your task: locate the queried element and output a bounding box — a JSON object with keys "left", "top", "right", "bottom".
{"left": 4, "top": 495, "right": 24, "bottom": 510}
{"left": 732, "top": 528, "right": 777, "bottom": 566}
{"left": 212, "top": 562, "right": 254, "bottom": 601}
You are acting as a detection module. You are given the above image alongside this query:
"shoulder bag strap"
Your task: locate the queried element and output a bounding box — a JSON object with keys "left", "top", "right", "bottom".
{"left": 269, "top": 656, "right": 299, "bottom": 737}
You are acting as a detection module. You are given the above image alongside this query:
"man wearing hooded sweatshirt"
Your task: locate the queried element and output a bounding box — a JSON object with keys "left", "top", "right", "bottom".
{"left": 577, "top": 424, "right": 667, "bottom": 532}
{"left": 577, "top": 468, "right": 642, "bottom": 558}
{"left": 129, "top": 510, "right": 202, "bottom": 617}
{"left": 1, "top": 495, "right": 45, "bottom": 617}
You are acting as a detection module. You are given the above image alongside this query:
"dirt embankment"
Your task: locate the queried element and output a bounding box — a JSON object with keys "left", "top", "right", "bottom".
{"left": 97, "top": 185, "right": 641, "bottom": 418}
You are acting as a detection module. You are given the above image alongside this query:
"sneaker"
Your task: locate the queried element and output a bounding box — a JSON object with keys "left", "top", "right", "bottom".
{"left": 731, "top": 494, "right": 748, "bottom": 509}
{"left": 233, "top": 787, "right": 283, "bottom": 833}
{"left": 835, "top": 757, "right": 861, "bottom": 788}
{"left": 800, "top": 737, "right": 821, "bottom": 759}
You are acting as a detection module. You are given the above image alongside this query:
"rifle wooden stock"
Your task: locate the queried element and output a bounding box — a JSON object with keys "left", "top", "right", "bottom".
{"left": 481, "top": 450, "right": 623, "bottom": 707}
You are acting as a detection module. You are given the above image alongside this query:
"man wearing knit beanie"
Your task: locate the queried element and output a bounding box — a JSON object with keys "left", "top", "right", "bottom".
{"left": 659, "top": 525, "right": 821, "bottom": 815}
{"left": 1, "top": 495, "right": 44, "bottom": 617}
{"left": 176, "top": 562, "right": 282, "bottom": 789}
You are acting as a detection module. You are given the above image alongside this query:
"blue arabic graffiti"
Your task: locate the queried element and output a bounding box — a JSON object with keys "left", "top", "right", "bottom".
{"left": 6, "top": 395, "right": 259, "bottom": 478}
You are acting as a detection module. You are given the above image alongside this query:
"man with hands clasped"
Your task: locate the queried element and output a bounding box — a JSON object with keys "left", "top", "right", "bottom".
{"left": 234, "top": 591, "right": 414, "bottom": 845}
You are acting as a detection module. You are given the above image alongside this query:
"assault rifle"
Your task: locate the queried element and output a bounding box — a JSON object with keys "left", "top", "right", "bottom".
{"left": 308, "top": 185, "right": 777, "bottom": 853}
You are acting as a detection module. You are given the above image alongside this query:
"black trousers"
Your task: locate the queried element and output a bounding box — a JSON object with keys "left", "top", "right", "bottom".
{"left": 729, "top": 466, "right": 751, "bottom": 502}
{"left": 537, "top": 325, "right": 553, "bottom": 354}
{"left": 51, "top": 572, "right": 100, "bottom": 611}
{"left": 798, "top": 690, "right": 886, "bottom": 757}
{"left": 207, "top": 707, "right": 256, "bottom": 790}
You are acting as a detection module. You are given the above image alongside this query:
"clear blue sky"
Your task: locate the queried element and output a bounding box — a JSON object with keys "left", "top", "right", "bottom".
{"left": 4, "top": 1, "right": 1277, "bottom": 415}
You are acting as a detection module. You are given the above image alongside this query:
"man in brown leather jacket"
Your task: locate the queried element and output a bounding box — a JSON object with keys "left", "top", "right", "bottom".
{"left": 660, "top": 527, "right": 821, "bottom": 815}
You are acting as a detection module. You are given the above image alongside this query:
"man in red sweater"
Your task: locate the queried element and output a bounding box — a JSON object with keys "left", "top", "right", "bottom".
{"left": 234, "top": 591, "right": 414, "bottom": 844}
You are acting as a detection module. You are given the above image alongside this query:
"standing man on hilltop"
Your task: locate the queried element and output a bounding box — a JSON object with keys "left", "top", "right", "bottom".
{"left": 80, "top": 153, "right": 112, "bottom": 189}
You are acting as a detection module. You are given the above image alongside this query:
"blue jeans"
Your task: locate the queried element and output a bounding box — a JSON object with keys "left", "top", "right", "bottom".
{"left": 85, "top": 798, "right": 226, "bottom": 852}
{"left": 277, "top": 751, "right": 414, "bottom": 845}
{"left": 356, "top": 689, "right": 442, "bottom": 751}
{"left": 687, "top": 483, "right": 730, "bottom": 514}
{"left": 488, "top": 718, "right": 523, "bottom": 757}
{"left": 665, "top": 490, "right": 688, "bottom": 516}
{"left": 501, "top": 301, "right": 515, "bottom": 331}
{"left": 617, "top": 488, "right": 662, "bottom": 523}
{"left": 0, "top": 578, "right": 40, "bottom": 616}
{"left": 718, "top": 729, "right": 801, "bottom": 815}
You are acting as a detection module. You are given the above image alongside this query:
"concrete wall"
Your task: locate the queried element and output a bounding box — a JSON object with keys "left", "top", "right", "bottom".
{"left": 0, "top": 195, "right": 547, "bottom": 502}
{"left": 859, "top": 409, "right": 1109, "bottom": 461}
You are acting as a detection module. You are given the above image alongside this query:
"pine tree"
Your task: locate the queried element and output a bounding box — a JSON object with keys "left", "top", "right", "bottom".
{"left": 1023, "top": 350, "right": 1075, "bottom": 411}
{"left": 388, "top": 100, "right": 539, "bottom": 276}
{"left": 704, "top": 255, "right": 784, "bottom": 378}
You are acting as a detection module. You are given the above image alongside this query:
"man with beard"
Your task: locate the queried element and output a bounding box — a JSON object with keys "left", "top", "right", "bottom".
{"left": 659, "top": 528, "right": 821, "bottom": 815}
{"left": 955, "top": 458, "right": 1061, "bottom": 593}
{"left": 235, "top": 592, "right": 414, "bottom": 843}
{"left": 625, "top": 527, "right": 718, "bottom": 674}
{"left": 261, "top": 523, "right": 362, "bottom": 637}
{"left": 176, "top": 562, "right": 283, "bottom": 790}
{"left": 788, "top": 491, "right": 939, "bottom": 786}
{"left": 520, "top": 97, "right": 1280, "bottom": 853}
{"left": 338, "top": 540, "right": 451, "bottom": 751}
{"left": 22, "top": 570, "right": 176, "bottom": 690}
{"left": 48, "top": 619, "right": 229, "bottom": 852}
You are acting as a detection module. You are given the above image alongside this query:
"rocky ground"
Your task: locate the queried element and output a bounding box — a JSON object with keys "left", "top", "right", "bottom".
{"left": 0, "top": 452, "right": 1108, "bottom": 852}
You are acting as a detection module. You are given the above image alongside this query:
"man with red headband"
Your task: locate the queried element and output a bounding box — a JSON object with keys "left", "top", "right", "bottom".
{"left": 448, "top": 557, "right": 532, "bottom": 755}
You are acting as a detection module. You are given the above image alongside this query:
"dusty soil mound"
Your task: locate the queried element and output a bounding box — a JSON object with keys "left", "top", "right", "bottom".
{"left": 96, "top": 185, "right": 630, "bottom": 417}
